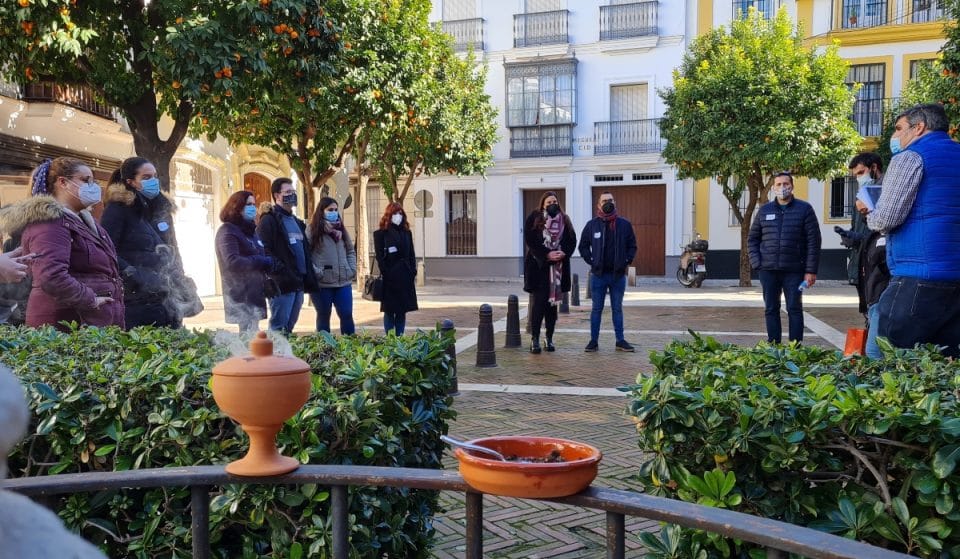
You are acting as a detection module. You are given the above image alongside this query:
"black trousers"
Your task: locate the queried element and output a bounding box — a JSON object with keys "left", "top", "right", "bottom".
{"left": 529, "top": 288, "right": 558, "bottom": 340}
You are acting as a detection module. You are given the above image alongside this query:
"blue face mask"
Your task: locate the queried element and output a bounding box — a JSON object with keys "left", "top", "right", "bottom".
{"left": 325, "top": 210, "right": 339, "bottom": 222}
{"left": 889, "top": 136, "right": 902, "bottom": 155}
{"left": 243, "top": 205, "right": 257, "bottom": 221}
{"left": 140, "top": 177, "right": 160, "bottom": 199}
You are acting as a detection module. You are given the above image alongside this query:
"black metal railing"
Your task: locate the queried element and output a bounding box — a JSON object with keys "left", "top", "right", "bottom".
{"left": 600, "top": 2, "right": 658, "bottom": 40}
{"left": 441, "top": 18, "right": 484, "bottom": 52}
{"left": 839, "top": 0, "right": 888, "bottom": 28}
{"left": 594, "top": 119, "right": 663, "bottom": 155}
{"left": 513, "top": 10, "right": 569, "bottom": 48}
{"left": 3, "top": 465, "right": 914, "bottom": 559}
{"left": 912, "top": 0, "right": 944, "bottom": 22}
{"left": 21, "top": 81, "right": 117, "bottom": 121}
{"left": 509, "top": 124, "right": 574, "bottom": 158}
{"left": 851, "top": 97, "right": 898, "bottom": 137}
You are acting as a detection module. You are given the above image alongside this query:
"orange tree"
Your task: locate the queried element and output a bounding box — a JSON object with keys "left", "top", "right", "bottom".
{"left": 0, "top": 0, "right": 343, "bottom": 191}
{"left": 659, "top": 9, "right": 860, "bottom": 286}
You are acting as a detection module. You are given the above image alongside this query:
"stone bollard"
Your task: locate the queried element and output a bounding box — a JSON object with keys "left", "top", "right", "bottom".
{"left": 560, "top": 292, "right": 570, "bottom": 314}
{"left": 571, "top": 273, "right": 580, "bottom": 307}
{"left": 439, "top": 319, "right": 458, "bottom": 395}
{"left": 628, "top": 266, "right": 637, "bottom": 287}
{"left": 505, "top": 295, "right": 522, "bottom": 348}
{"left": 585, "top": 273, "right": 592, "bottom": 299}
{"left": 476, "top": 304, "right": 497, "bottom": 368}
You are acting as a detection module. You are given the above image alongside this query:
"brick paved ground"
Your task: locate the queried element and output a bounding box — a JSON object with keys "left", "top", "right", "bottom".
{"left": 184, "top": 280, "right": 862, "bottom": 558}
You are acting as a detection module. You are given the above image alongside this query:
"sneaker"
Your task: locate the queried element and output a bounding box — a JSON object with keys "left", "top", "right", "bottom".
{"left": 615, "top": 340, "right": 635, "bottom": 352}
{"left": 584, "top": 340, "right": 599, "bottom": 352}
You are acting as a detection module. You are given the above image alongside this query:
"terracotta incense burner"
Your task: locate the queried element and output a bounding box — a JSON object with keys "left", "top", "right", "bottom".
{"left": 212, "top": 332, "right": 311, "bottom": 476}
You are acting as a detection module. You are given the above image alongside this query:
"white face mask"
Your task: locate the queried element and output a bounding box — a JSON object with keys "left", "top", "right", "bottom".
{"left": 856, "top": 173, "right": 875, "bottom": 188}
{"left": 773, "top": 185, "right": 793, "bottom": 200}
{"left": 391, "top": 213, "right": 403, "bottom": 226}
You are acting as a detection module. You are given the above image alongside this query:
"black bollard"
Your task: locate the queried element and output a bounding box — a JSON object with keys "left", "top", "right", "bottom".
{"left": 585, "top": 273, "right": 592, "bottom": 299}
{"left": 571, "top": 273, "right": 580, "bottom": 306}
{"left": 476, "top": 304, "right": 497, "bottom": 367}
{"left": 560, "top": 292, "right": 570, "bottom": 314}
{"left": 439, "top": 319, "right": 458, "bottom": 395}
{"left": 505, "top": 295, "right": 522, "bottom": 348}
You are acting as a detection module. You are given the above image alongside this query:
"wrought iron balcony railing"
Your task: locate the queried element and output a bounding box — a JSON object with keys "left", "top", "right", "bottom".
{"left": 4, "top": 465, "right": 914, "bottom": 559}
{"left": 912, "top": 0, "right": 944, "bottom": 22}
{"left": 21, "top": 81, "right": 117, "bottom": 121}
{"left": 594, "top": 119, "right": 663, "bottom": 155}
{"left": 834, "top": 0, "right": 945, "bottom": 29}
{"left": 441, "top": 18, "right": 484, "bottom": 52}
{"left": 509, "top": 124, "right": 574, "bottom": 158}
{"left": 513, "top": 10, "right": 569, "bottom": 48}
{"left": 851, "top": 97, "right": 898, "bottom": 138}
{"left": 600, "top": 1, "right": 658, "bottom": 40}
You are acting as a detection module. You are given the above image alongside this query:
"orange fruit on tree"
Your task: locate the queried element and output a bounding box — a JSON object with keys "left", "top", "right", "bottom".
{"left": 273, "top": 24, "right": 283, "bottom": 34}
{"left": 289, "top": 30, "right": 299, "bottom": 39}
{"left": 172, "top": 80, "right": 181, "bottom": 89}
{"left": 18, "top": 0, "right": 29, "bottom": 7}
{"left": 298, "top": 96, "right": 306, "bottom": 103}
{"left": 225, "top": 89, "right": 233, "bottom": 97}
{"left": 283, "top": 47, "right": 293, "bottom": 56}
{"left": 214, "top": 70, "right": 223, "bottom": 79}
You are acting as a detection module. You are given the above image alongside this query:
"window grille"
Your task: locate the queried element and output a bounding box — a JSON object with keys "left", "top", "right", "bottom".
{"left": 829, "top": 176, "right": 858, "bottom": 219}
{"left": 841, "top": 0, "right": 887, "bottom": 29}
{"left": 594, "top": 174, "right": 624, "bottom": 182}
{"left": 912, "top": 0, "right": 944, "bottom": 22}
{"left": 846, "top": 63, "right": 885, "bottom": 137}
{"left": 732, "top": 0, "right": 774, "bottom": 19}
{"left": 446, "top": 190, "right": 477, "bottom": 255}
{"left": 632, "top": 173, "right": 663, "bottom": 181}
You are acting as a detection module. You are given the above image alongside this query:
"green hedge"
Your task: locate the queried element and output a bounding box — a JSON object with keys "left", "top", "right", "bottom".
{"left": 0, "top": 325, "right": 456, "bottom": 558}
{"left": 627, "top": 334, "right": 960, "bottom": 558}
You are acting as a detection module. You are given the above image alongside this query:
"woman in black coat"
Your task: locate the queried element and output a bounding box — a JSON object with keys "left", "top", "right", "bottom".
{"left": 523, "top": 191, "right": 576, "bottom": 353}
{"left": 373, "top": 202, "right": 418, "bottom": 334}
{"left": 215, "top": 191, "right": 273, "bottom": 333}
{"left": 101, "top": 157, "right": 196, "bottom": 329}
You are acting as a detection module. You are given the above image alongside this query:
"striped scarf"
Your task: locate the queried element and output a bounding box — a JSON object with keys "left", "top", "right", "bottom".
{"left": 543, "top": 213, "right": 564, "bottom": 305}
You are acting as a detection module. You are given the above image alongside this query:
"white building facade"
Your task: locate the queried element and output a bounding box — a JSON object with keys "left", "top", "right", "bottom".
{"left": 412, "top": 0, "right": 697, "bottom": 279}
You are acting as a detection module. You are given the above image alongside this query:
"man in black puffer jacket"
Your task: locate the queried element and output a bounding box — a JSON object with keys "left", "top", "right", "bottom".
{"left": 748, "top": 172, "right": 822, "bottom": 344}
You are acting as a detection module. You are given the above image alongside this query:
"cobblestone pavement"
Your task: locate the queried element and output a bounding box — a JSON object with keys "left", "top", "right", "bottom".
{"left": 185, "top": 279, "right": 863, "bottom": 558}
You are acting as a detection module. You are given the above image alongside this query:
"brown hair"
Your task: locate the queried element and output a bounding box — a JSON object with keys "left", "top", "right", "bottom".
{"left": 379, "top": 202, "right": 409, "bottom": 231}
{"left": 533, "top": 191, "right": 566, "bottom": 231}
{"left": 219, "top": 190, "right": 254, "bottom": 225}
{"left": 31, "top": 157, "right": 87, "bottom": 196}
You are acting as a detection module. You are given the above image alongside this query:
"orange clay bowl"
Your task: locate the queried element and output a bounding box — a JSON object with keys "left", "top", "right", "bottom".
{"left": 454, "top": 436, "right": 602, "bottom": 498}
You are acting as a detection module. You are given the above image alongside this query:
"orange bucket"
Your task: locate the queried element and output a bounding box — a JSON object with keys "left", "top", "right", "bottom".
{"left": 844, "top": 328, "right": 867, "bottom": 356}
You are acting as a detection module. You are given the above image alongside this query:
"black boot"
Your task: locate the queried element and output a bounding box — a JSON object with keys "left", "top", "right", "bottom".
{"left": 545, "top": 337, "right": 556, "bottom": 352}
{"left": 530, "top": 337, "right": 541, "bottom": 354}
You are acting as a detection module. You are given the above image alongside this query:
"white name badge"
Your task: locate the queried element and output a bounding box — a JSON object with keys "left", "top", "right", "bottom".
{"left": 594, "top": 231, "right": 602, "bottom": 239}
{"left": 257, "top": 240, "right": 264, "bottom": 247}
{"left": 876, "top": 237, "right": 887, "bottom": 247}
{"left": 289, "top": 235, "right": 298, "bottom": 245}
{"left": 157, "top": 221, "right": 170, "bottom": 232}
{"left": 765, "top": 214, "right": 776, "bottom": 221}
{"left": 388, "top": 246, "right": 398, "bottom": 254}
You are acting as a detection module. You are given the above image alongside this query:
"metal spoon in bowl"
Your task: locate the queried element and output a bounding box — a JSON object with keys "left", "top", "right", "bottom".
{"left": 441, "top": 435, "right": 507, "bottom": 461}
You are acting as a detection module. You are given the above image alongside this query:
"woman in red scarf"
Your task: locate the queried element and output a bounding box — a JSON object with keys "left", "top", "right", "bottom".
{"left": 523, "top": 191, "right": 576, "bottom": 353}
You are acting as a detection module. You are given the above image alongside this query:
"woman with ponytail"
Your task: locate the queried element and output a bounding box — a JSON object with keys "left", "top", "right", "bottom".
{"left": 307, "top": 197, "right": 356, "bottom": 334}
{"left": 0, "top": 158, "right": 124, "bottom": 329}
{"left": 101, "top": 157, "right": 194, "bottom": 328}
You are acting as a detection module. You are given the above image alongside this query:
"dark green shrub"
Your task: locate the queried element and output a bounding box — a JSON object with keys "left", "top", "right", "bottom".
{"left": 1, "top": 325, "right": 456, "bottom": 558}
{"left": 627, "top": 334, "right": 960, "bottom": 558}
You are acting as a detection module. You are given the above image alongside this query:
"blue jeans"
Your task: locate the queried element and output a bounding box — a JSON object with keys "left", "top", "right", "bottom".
{"left": 268, "top": 291, "right": 304, "bottom": 334}
{"left": 758, "top": 270, "right": 804, "bottom": 343}
{"left": 384, "top": 312, "right": 407, "bottom": 335}
{"left": 877, "top": 276, "right": 960, "bottom": 357}
{"left": 310, "top": 286, "right": 355, "bottom": 334}
{"left": 590, "top": 272, "right": 626, "bottom": 343}
{"left": 865, "top": 303, "right": 881, "bottom": 359}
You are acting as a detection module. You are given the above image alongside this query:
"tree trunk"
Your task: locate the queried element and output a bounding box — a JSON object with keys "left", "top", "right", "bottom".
{"left": 739, "top": 220, "right": 753, "bottom": 288}
{"left": 354, "top": 139, "right": 371, "bottom": 285}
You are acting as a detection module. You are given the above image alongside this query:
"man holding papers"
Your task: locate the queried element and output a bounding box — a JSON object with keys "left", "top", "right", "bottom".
{"left": 866, "top": 104, "right": 960, "bottom": 357}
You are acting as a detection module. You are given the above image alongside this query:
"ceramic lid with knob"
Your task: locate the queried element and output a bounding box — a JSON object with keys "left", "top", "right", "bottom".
{"left": 212, "top": 332, "right": 311, "bottom": 377}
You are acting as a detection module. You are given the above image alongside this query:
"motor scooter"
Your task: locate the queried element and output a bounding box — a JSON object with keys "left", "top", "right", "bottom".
{"left": 677, "top": 237, "right": 708, "bottom": 288}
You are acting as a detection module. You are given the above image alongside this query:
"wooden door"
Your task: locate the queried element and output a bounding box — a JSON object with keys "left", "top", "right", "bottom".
{"left": 243, "top": 173, "right": 272, "bottom": 206}
{"left": 522, "top": 189, "right": 567, "bottom": 224}
{"left": 590, "top": 185, "right": 665, "bottom": 275}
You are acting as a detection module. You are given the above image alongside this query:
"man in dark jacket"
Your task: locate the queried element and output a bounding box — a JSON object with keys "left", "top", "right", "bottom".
{"left": 578, "top": 191, "right": 638, "bottom": 352}
{"left": 256, "top": 178, "right": 314, "bottom": 334}
{"left": 748, "top": 172, "right": 821, "bottom": 344}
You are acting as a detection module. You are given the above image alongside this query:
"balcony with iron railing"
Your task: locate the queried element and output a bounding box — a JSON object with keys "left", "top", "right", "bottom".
{"left": 600, "top": 1, "right": 658, "bottom": 40}
{"left": 509, "top": 124, "right": 574, "bottom": 158}
{"left": 834, "top": 0, "right": 945, "bottom": 29}
{"left": 594, "top": 118, "right": 663, "bottom": 155}
{"left": 513, "top": 10, "right": 569, "bottom": 48}
{"left": 440, "top": 18, "right": 485, "bottom": 52}
{"left": 851, "top": 97, "right": 899, "bottom": 137}
{"left": 3, "top": 465, "right": 914, "bottom": 559}
{"left": 20, "top": 80, "right": 118, "bottom": 121}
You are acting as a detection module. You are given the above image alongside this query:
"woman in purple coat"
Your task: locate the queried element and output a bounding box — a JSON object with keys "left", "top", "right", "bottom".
{"left": 215, "top": 191, "right": 273, "bottom": 333}
{"left": 0, "top": 158, "right": 124, "bottom": 329}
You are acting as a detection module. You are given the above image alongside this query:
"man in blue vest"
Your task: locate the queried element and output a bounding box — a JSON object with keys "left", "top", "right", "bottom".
{"left": 867, "top": 103, "right": 960, "bottom": 357}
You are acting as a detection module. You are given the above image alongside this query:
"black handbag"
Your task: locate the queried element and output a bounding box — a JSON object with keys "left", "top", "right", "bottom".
{"left": 171, "top": 274, "right": 204, "bottom": 318}
{"left": 362, "top": 275, "right": 383, "bottom": 301}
